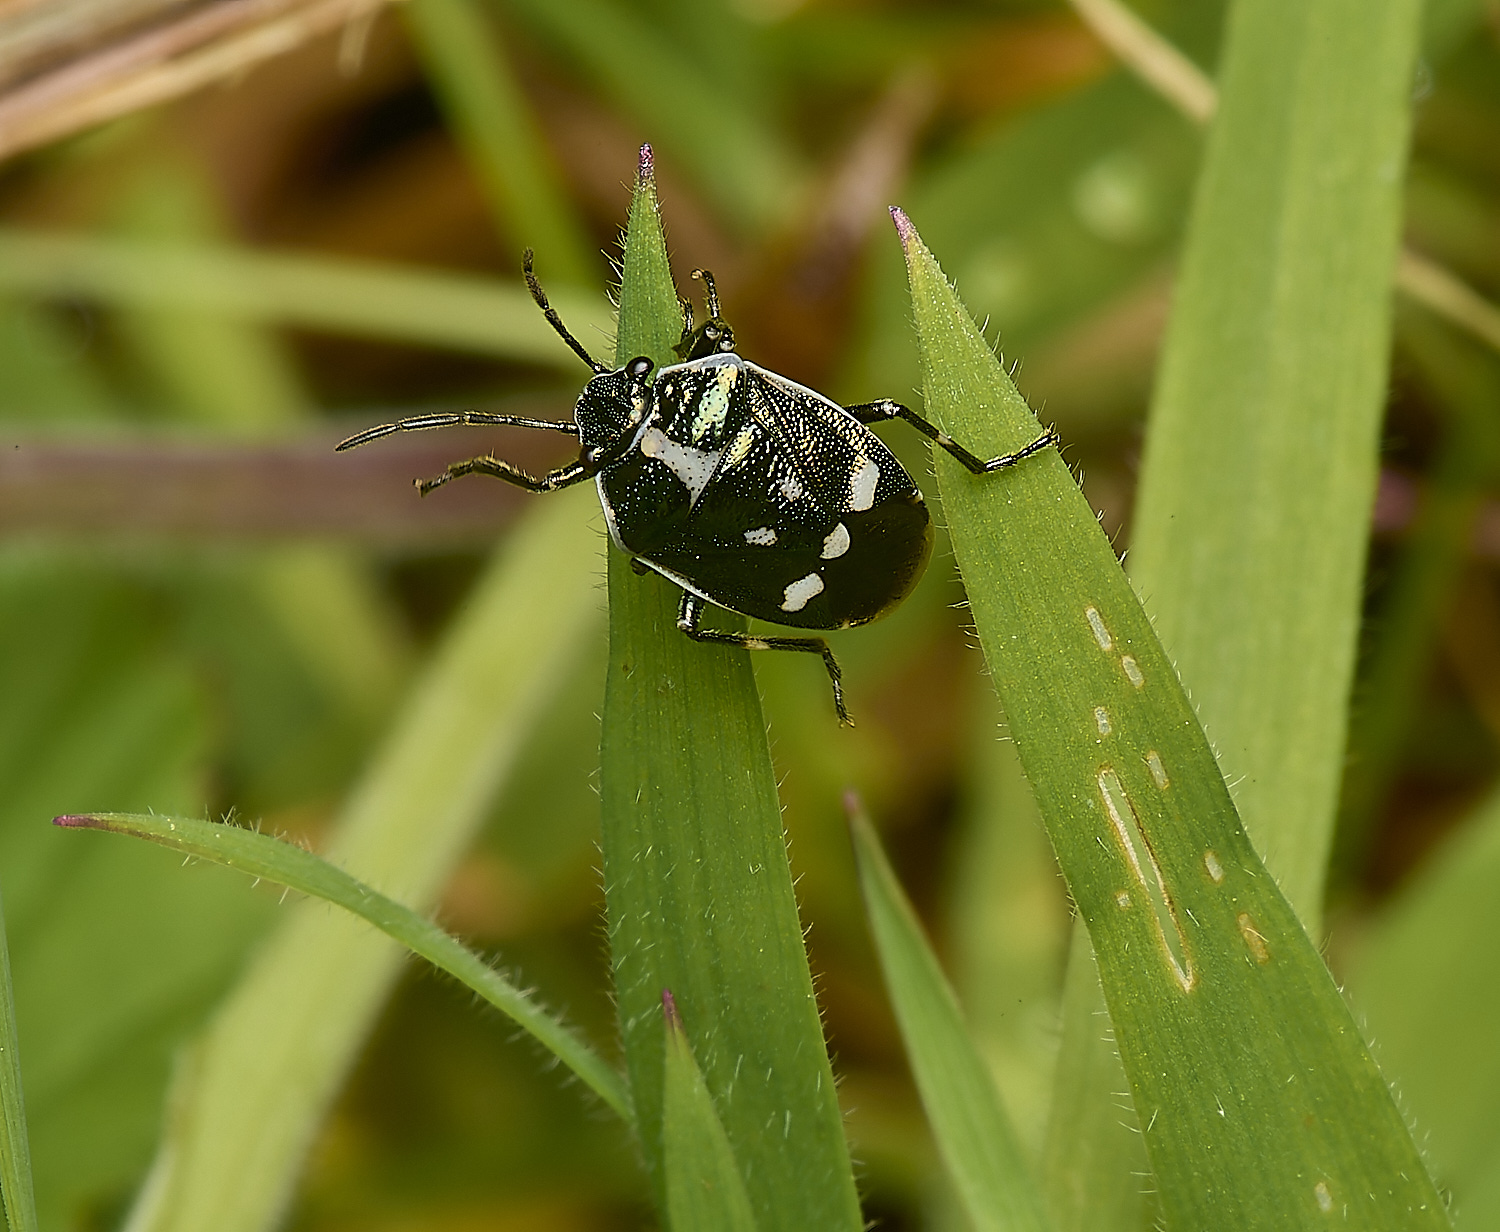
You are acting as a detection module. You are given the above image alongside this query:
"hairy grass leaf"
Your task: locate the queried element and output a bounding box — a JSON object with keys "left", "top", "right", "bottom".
{"left": 53, "top": 812, "right": 626, "bottom": 1119}
{"left": 598, "top": 150, "right": 861, "bottom": 1232}
{"left": 0, "top": 888, "right": 37, "bottom": 1232}
{"left": 895, "top": 210, "right": 1447, "bottom": 1229}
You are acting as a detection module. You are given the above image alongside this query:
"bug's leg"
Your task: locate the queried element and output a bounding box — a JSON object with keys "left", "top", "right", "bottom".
{"left": 629, "top": 557, "right": 653, "bottom": 576}
{"left": 523, "top": 249, "right": 610, "bottom": 375}
{"left": 845, "top": 399, "right": 1058, "bottom": 474}
{"left": 336, "top": 410, "right": 578, "bottom": 452}
{"left": 417, "top": 456, "right": 593, "bottom": 497}
{"left": 675, "top": 591, "right": 852, "bottom": 726}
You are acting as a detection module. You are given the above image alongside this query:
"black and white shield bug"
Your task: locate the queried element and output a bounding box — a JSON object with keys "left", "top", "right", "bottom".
{"left": 337, "top": 252, "right": 1056, "bottom": 724}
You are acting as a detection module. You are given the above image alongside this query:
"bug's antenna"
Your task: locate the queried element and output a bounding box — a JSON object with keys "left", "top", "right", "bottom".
{"left": 691, "top": 269, "right": 721, "bottom": 319}
{"left": 524, "top": 249, "right": 610, "bottom": 374}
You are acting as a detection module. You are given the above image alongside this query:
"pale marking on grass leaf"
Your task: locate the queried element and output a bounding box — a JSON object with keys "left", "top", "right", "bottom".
{"left": 1095, "top": 706, "right": 1112, "bottom": 735}
{"left": 1116, "top": 890, "right": 1132, "bottom": 908}
{"left": 1237, "top": 913, "right": 1271, "bottom": 964}
{"left": 1146, "top": 749, "right": 1169, "bottom": 788}
{"left": 1098, "top": 768, "right": 1195, "bottom": 991}
{"left": 1121, "top": 654, "right": 1145, "bottom": 687}
{"left": 1204, "top": 850, "right": 1224, "bottom": 883}
{"left": 1085, "top": 604, "right": 1114, "bottom": 650}
{"left": 1314, "top": 1181, "right": 1334, "bottom": 1213}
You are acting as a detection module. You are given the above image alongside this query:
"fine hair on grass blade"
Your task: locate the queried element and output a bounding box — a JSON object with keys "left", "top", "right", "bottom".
{"left": 661, "top": 990, "right": 757, "bottom": 1232}
{"left": 598, "top": 146, "right": 861, "bottom": 1232}
{"left": 848, "top": 794, "right": 1051, "bottom": 1232}
{"left": 0, "top": 885, "right": 38, "bottom": 1232}
{"left": 892, "top": 208, "right": 1447, "bottom": 1229}
{"left": 53, "top": 812, "right": 627, "bottom": 1121}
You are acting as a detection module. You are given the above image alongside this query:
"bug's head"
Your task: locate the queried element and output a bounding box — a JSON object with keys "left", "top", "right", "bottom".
{"left": 574, "top": 354, "right": 656, "bottom": 448}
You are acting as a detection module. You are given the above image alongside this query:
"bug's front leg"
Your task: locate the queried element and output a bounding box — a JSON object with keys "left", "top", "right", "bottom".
{"left": 674, "top": 591, "right": 852, "bottom": 726}
{"left": 845, "top": 399, "right": 1057, "bottom": 474}
{"left": 416, "top": 456, "right": 593, "bottom": 497}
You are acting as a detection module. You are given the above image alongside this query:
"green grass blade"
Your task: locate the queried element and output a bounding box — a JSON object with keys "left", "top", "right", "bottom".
{"left": 404, "top": 0, "right": 593, "bottom": 283}
{"left": 1346, "top": 786, "right": 1500, "bottom": 1222}
{"left": 0, "top": 230, "right": 611, "bottom": 366}
{"left": 0, "top": 888, "right": 38, "bottom": 1232}
{"left": 53, "top": 812, "right": 626, "bottom": 1120}
{"left": 661, "top": 991, "right": 758, "bottom": 1232}
{"left": 1041, "top": 925, "right": 1151, "bottom": 1232}
{"left": 1127, "top": 0, "right": 1422, "bottom": 928}
{"left": 894, "top": 211, "right": 1447, "bottom": 1229}
{"left": 849, "top": 800, "right": 1051, "bottom": 1232}
{"left": 116, "top": 489, "right": 604, "bottom": 1232}
{"left": 599, "top": 149, "right": 861, "bottom": 1232}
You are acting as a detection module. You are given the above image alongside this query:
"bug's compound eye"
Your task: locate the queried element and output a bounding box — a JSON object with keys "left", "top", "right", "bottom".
{"left": 627, "top": 356, "right": 654, "bottom": 379}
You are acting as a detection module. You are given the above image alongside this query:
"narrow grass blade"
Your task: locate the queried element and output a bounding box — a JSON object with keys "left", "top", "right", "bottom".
{"left": 599, "top": 149, "right": 861, "bottom": 1232}
{"left": 1347, "top": 785, "right": 1500, "bottom": 1221}
{"left": 1041, "top": 924, "right": 1151, "bottom": 1232}
{"left": 1127, "top": 0, "right": 1422, "bottom": 928}
{"left": 404, "top": 0, "right": 593, "bottom": 283}
{"left": 117, "top": 488, "right": 605, "bottom": 1232}
{"left": 895, "top": 211, "right": 1447, "bottom": 1229}
{"left": 849, "top": 799, "right": 1051, "bottom": 1232}
{"left": 661, "top": 991, "right": 758, "bottom": 1232}
{"left": 53, "top": 812, "right": 626, "bottom": 1119}
{"left": 0, "top": 888, "right": 38, "bottom": 1232}
{"left": 0, "top": 230, "right": 611, "bottom": 366}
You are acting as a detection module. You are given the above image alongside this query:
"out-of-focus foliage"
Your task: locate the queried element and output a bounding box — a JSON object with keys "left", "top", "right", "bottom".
{"left": 0, "top": 0, "right": 1498, "bottom": 1228}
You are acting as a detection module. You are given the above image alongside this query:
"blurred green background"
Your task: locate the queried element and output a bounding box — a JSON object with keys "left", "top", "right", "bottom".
{"left": 1, "top": 0, "right": 1498, "bottom": 1227}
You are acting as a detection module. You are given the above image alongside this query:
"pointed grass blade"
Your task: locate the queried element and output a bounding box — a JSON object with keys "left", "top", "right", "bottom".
{"left": 893, "top": 211, "right": 1447, "bottom": 1230}
{"left": 53, "top": 811, "right": 626, "bottom": 1120}
{"left": 849, "top": 799, "right": 1051, "bottom": 1232}
{"left": 599, "top": 148, "right": 861, "bottom": 1232}
{"left": 0, "top": 889, "right": 37, "bottom": 1232}
{"left": 661, "top": 991, "right": 758, "bottom": 1232}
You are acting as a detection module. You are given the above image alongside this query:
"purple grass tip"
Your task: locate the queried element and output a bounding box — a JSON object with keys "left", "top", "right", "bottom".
{"left": 638, "top": 143, "right": 655, "bottom": 180}
{"left": 53, "top": 814, "right": 98, "bottom": 829}
{"left": 661, "top": 987, "right": 681, "bottom": 1029}
{"left": 889, "top": 205, "right": 916, "bottom": 246}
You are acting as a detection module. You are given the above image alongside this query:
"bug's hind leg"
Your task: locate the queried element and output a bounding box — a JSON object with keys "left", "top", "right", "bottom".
{"left": 845, "top": 399, "right": 1057, "bottom": 474}
{"left": 675, "top": 591, "right": 851, "bottom": 726}
{"left": 417, "top": 456, "right": 592, "bottom": 497}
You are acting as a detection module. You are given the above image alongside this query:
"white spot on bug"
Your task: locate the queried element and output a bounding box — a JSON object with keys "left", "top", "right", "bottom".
{"left": 1146, "top": 750, "right": 1169, "bottom": 788}
{"left": 850, "top": 457, "right": 880, "bottom": 511}
{"left": 1204, "top": 850, "right": 1224, "bottom": 883}
{"left": 744, "top": 527, "right": 777, "bottom": 546}
{"left": 1094, "top": 706, "right": 1111, "bottom": 735}
{"left": 1121, "top": 655, "right": 1145, "bottom": 687}
{"left": 781, "top": 572, "right": 824, "bottom": 612}
{"left": 639, "top": 426, "right": 720, "bottom": 504}
{"left": 691, "top": 364, "right": 737, "bottom": 442}
{"left": 1085, "top": 605, "right": 1113, "bottom": 650}
{"left": 780, "top": 473, "right": 804, "bottom": 502}
{"left": 821, "top": 522, "right": 850, "bottom": 559}
{"left": 1314, "top": 1181, "right": 1333, "bottom": 1213}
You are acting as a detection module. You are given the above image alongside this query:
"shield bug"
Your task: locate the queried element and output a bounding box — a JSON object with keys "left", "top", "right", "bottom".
{"left": 337, "top": 252, "right": 1056, "bottom": 723}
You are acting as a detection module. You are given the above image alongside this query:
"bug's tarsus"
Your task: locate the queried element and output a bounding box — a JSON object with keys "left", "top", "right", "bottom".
{"left": 416, "top": 455, "right": 594, "bottom": 497}
{"left": 845, "top": 400, "right": 1057, "bottom": 475}
{"left": 335, "top": 410, "right": 578, "bottom": 452}
{"left": 691, "top": 269, "right": 721, "bottom": 319}
{"left": 675, "top": 591, "right": 852, "bottom": 726}
{"left": 524, "top": 248, "right": 610, "bottom": 375}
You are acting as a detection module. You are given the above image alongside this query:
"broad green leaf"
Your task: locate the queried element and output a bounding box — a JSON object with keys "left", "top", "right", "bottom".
{"left": 599, "top": 149, "right": 861, "bottom": 1232}
{"left": 850, "top": 801, "right": 1051, "bottom": 1232}
{"left": 661, "top": 991, "right": 757, "bottom": 1232}
{"left": 896, "top": 211, "right": 1447, "bottom": 1229}
{"left": 1128, "top": 0, "right": 1422, "bottom": 928}
{"left": 404, "top": 0, "right": 594, "bottom": 283}
{"left": 0, "top": 887, "right": 38, "bottom": 1232}
{"left": 53, "top": 812, "right": 627, "bottom": 1120}
{"left": 1346, "top": 785, "right": 1500, "bottom": 1224}
{"left": 0, "top": 230, "right": 612, "bottom": 367}
{"left": 120, "top": 488, "right": 604, "bottom": 1232}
